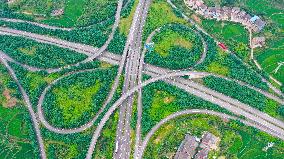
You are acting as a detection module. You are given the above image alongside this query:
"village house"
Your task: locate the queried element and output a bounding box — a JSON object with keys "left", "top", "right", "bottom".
{"left": 252, "top": 37, "right": 266, "bottom": 48}
{"left": 51, "top": 8, "right": 64, "bottom": 17}
{"left": 193, "top": 132, "right": 220, "bottom": 159}
{"left": 253, "top": 18, "right": 266, "bottom": 32}
{"left": 194, "top": 148, "right": 210, "bottom": 159}
{"left": 174, "top": 134, "right": 199, "bottom": 159}
{"left": 199, "top": 132, "right": 220, "bottom": 150}
{"left": 6, "top": 0, "right": 16, "bottom": 4}
{"left": 185, "top": 0, "right": 266, "bottom": 32}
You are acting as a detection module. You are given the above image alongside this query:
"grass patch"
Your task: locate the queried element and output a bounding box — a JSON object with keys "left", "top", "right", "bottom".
{"left": 143, "top": 0, "right": 187, "bottom": 38}
{"left": 154, "top": 31, "right": 193, "bottom": 57}
{"left": 53, "top": 80, "right": 101, "bottom": 124}
{"left": 206, "top": 61, "right": 229, "bottom": 76}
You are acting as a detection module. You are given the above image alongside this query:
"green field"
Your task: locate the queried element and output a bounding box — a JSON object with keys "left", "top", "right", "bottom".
{"left": 143, "top": 114, "right": 284, "bottom": 159}
{"left": 257, "top": 42, "right": 284, "bottom": 84}
{"left": 201, "top": 20, "right": 250, "bottom": 60}
{"left": 6, "top": 0, "right": 118, "bottom": 27}
{"left": 143, "top": 0, "right": 187, "bottom": 39}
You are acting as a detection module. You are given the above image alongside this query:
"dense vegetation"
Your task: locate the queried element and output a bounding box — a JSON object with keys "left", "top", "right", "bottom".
{"left": 43, "top": 68, "right": 117, "bottom": 128}
{"left": 145, "top": 24, "right": 203, "bottom": 69}
{"left": 0, "top": 35, "right": 87, "bottom": 68}
{"left": 203, "top": 76, "right": 267, "bottom": 110}
{"left": 0, "top": 0, "right": 135, "bottom": 51}
{"left": 144, "top": 114, "right": 284, "bottom": 159}
{"left": 0, "top": 19, "right": 112, "bottom": 47}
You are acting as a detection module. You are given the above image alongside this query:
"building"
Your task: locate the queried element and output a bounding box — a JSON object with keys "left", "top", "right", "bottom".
{"left": 174, "top": 134, "right": 199, "bottom": 159}
{"left": 6, "top": 0, "right": 15, "bottom": 4}
{"left": 51, "top": 8, "right": 64, "bottom": 17}
{"left": 254, "top": 18, "right": 266, "bottom": 31}
{"left": 184, "top": 0, "right": 265, "bottom": 32}
{"left": 199, "top": 132, "right": 220, "bottom": 150}
{"left": 194, "top": 148, "right": 210, "bottom": 159}
{"left": 250, "top": 15, "right": 260, "bottom": 23}
{"left": 252, "top": 37, "right": 266, "bottom": 48}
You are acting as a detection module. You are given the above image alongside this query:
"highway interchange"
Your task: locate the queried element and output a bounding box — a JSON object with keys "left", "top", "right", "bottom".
{"left": 0, "top": 0, "right": 284, "bottom": 159}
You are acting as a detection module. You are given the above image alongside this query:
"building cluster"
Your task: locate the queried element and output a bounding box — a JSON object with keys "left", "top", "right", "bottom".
{"left": 185, "top": 0, "right": 266, "bottom": 32}
{"left": 175, "top": 132, "right": 220, "bottom": 159}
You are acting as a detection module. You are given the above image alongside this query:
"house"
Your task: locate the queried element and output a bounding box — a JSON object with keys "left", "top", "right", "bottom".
{"left": 174, "top": 134, "right": 199, "bottom": 159}
{"left": 51, "top": 8, "right": 64, "bottom": 17}
{"left": 222, "top": 7, "right": 232, "bottom": 20}
{"left": 231, "top": 7, "right": 241, "bottom": 22}
{"left": 250, "top": 15, "right": 260, "bottom": 23}
{"left": 207, "top": 7, "right": 217, "bottom": 19}
{"left": 243, "top": 14, "right": 252, "bottom": 26}
{"left": 252, "top": 37, "right": 266, "bottom": 48}
{"left": 198, "top": 4, "right": 208, "bottom": 15}
{"left": 254, "top": 18, "right": 266, "bottom": 31}
{"left": 194, "top": 148, "right": 210, "bottom": 159}
{"left": 6, "top": 0, "right": 15, "bottom": 4}
{"left": 218, "top": 43, "right": 228, "bottom": 51}
{"left": 199, "top": 132, "right": 220, "bottom": 150}
{"left": 185, "top": 0, "right": 196, "bottom": 8}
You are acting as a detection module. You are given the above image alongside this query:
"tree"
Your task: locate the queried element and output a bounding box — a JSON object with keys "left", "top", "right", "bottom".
{"left": 278, "top": 105, "right": 284, "bottom": 118}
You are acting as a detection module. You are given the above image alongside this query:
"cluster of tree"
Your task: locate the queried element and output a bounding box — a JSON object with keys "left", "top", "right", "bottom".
{"left": 203, "top": 76, "right": 267, "bottom": 110}
{"left": 107, "top": 30, "right": 127, "bottom": 55}
{"left": 23, "top": 112, "right": 41, "bottom": 158}
{"left": 0, "top": 2, "right": 33, "bottom": 21}
{"left": 1, "top": 0, "right": 134, "bottom": 28}
{"left": 10, "top": 62, "right": 49, "bottom": 108}
{"left": 224, "top": 54, "right": 268, "bottom": 90}
{"left": 6, "top": 0, "right": 65, "bottom": 17}
{"left": 0, "top": 35, "right": 87, "bottom": 68}
{"left": 145, "top": 24, "right": 203, "bottom": 70}
{"left": 278, "top": 105, "right": 284, "bottom": 118}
